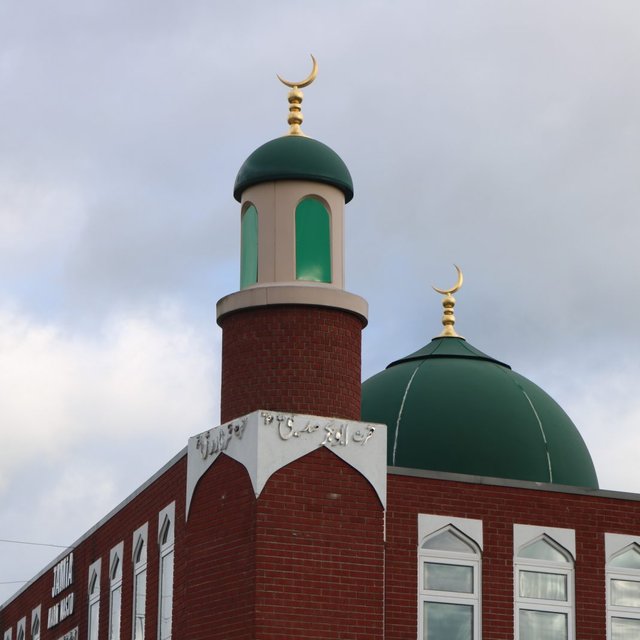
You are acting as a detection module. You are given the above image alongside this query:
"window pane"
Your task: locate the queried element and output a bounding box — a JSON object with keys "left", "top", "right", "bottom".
{"left": 422, "top": 530, "right": 475, "bottom": 554}
{"left": 520, "top": 539, "right": 569, "bottom": 563}
{"left": 89, "top": 601, "right": 100, "bottom": 640}
{"left": 134, "top": 569, "right": 147, "bottom": 640}
{"left": 520, "top": 571, "right": 567, "bottom": 601}
{"left": 425, "top": 563, "right": 473, "bottom": 593}
{"left": 295, "top": 198, "right": 331, "bottom": 283}
{"left": 423, "top": 602, "right": 472, "bottom": 640}
{"left": 520, "top": 610, "right": 567, "bottom": 640}
{"left": 159, "top": 552, "right": 174, "bottom": 640}
{"left": 89, "top": 571, "right": 99, "bottom": 595}
{"left": 611, "top": 547, "right": 640, "bottom": 570}
{"left": 110, "top": 585, "right": 121, "bottom": 640}
{"left": 612, "top": 617, "right": 640, "bottom": 640}
{"left": 134, "top": 538, "right": 146, "bottom": 565}
{"left": 612, "top": 579, "right": 640, "bottom": 607}
{"left": 240, "top": 205, "right": 258, "bottom": 289}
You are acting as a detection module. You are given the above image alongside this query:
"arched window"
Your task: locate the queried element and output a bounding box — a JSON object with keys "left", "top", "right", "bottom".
{"left": 240, "top": 204, "right": 258, "bottom": 289}
{"left": 419, "top": 525, "right": 481, "bottom": 640}
{"left": 109, "top": 543, "right": 123, "bottom": 640}
{"left": 132, "top": 524, "right": 148, "bottom": 640}
{"left": 515, "top": 534, "right": 574, "bottom": 640}
{"left": 158, "top": 503, "right": 175, "bottom": 640}
{"left": 15, "top": 619, "right": 24, "bottom": 640}
{"left": 30, "top": 607, "right": 41, "bottom": 640}
{"left": 88, "top": 559, "right": 101, "bottom": 640}
{"left": 295, "top": 198, "right": 331, "bottom": 283}
{"left": 606, "top": 538, "right": 640, "bottom": 639}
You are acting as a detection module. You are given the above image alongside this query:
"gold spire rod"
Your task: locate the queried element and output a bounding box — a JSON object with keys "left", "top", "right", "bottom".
{"left": 277, "top": 54, "right": 318, "bottom": 136}
{"left": 432, "top": 265, "right": 464, "bottom": 338}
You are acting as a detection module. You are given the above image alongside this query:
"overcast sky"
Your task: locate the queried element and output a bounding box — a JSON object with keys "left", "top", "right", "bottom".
{"left": 2, "top": 0, "right": 640, "bottom": 602}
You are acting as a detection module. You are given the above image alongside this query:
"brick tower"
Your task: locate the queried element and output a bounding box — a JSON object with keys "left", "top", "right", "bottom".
{"left": 184, "top": 58, "right": 387, "bottom": 639}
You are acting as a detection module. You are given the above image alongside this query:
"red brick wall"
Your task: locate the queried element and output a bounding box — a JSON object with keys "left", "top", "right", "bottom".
{"left": 255, "top": 447, "right": 385, "bottom": 640}
{"left": 219, "top": 305, "right": 364, "bottom": 423}
{"left": 0, "top": 456, "right": 186, "bottom": 640}
{"left": 184, "top": 454, "right": 256, "bottom": 640}
{"left": 385, "top": 474, "right": 640, "bottom": 640}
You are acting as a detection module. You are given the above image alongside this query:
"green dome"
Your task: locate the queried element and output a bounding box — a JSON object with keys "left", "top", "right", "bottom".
{"left": 234, "top": 135, "right": 354, "bottom": 202}
{"left": 362, "top": 337, "right": 599, "bottom": 488}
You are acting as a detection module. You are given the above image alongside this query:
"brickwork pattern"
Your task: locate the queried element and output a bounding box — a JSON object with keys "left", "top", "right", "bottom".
{"left": 385, "top": 474, "right": 640, "bottom": 640}
{"left": 184, "top": 454, "right": 257, "bottom": 640}
{"left": 255, "top": 447, "right": 385, "bottom": 640}
{"left": 219, "top": 305, "right": 364, "bottom": 423}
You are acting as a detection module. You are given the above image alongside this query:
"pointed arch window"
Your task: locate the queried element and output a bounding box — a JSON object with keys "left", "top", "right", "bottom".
{"left": 3, "top": 629, "right": 11, "bottom": 640}
{"left": 158, "top": 503, "right": 175, "bottom": 640}
{"left": 419, "top": 521, "right": 482, "bottom": 640}
{"left": 240, "top": 204, "right": 259, "bottom": 289}
{"left": 295, "top": 197, "right": 331, "bottom": 283}
{"left": 606, "top": 535, "right": 640, "bottom": 639}
{"left": 109, "top": 543, "right": 123, "bottom": 640}
{"left": 132, "top": 524, "right": 148, "bottom": 640}
{"left": 15, "top": 619, "right": 24, "bottom": 640}
{"left": 514, "top": 527, "right": 575, "bottom": 640}
{"left": 88, "top": 559, "right": 101, "bottom": 640}
{"left": 30, "top": 606, "right": 41, "bottom": 640}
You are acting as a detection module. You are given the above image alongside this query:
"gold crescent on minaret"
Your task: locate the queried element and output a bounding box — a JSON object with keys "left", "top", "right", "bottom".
{"left": 277, "top": 55, "right": 318, "bottom": 89}
{"left": 433, "top": 265, "right": 464, "bottom": 339}
{"left": 433, "top": 264, "right": 464, "bottom": 296}
{"left": 277, "top": 55, "right": 318, "bottom": 136}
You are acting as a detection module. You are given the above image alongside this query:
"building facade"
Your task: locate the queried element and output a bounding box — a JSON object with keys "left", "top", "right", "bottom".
{"left": 2, "top": 65, "right": 640, "bottom": 640}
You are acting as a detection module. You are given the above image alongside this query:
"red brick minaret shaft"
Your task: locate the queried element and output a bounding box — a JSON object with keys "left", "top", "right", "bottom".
{"left": 219, "top": 304, "right": 364, "bottom": 422}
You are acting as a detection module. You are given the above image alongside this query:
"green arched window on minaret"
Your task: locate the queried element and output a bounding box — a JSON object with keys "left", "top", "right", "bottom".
{"left": 295, "top": 197, "right": 331, "bottom": 283}
{"left": 240, "top": 204, "right": 258, "bottom": 289}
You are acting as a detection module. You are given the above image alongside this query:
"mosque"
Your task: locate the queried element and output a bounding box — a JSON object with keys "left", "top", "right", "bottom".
{"left": 2, "top": 58, "right": 640, "bottom": 640}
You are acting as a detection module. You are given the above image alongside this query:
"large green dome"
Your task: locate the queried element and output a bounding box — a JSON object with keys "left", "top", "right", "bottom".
{"left": 361, "top": 337, "right": 598, "bottom": 488}
{"left": 234, "top": 135, "right": 354, "bottom": 202}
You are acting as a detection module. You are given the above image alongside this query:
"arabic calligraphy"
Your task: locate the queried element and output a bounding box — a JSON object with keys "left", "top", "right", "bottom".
{"left": 195, "top": 418, "right": 248, "bottom": 460}
{"left": 261, "top": 412, "right": 375, "bottom": 447}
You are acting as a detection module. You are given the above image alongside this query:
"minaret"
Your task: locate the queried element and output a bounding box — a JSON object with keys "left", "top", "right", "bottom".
{"left": 216, "top": 56, "right": 368, "bottom": 423}
{"left": 183, "top": 60, "right": 385, "bottom": 640}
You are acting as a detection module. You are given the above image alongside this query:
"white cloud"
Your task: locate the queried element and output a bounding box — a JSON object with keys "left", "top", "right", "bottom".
{"left": 0, "top": 302, "right": 219, "bottom": 492}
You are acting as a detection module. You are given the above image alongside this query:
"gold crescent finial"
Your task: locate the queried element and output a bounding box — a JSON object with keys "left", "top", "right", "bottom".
{"left": 276, "top": 55, "right": 318, "bottom": 136}
{"left": 432, "top": 265, "right": 464, "bottom": 338}
{"left": 277, "top": 54, "right": 318, "bottom": 89}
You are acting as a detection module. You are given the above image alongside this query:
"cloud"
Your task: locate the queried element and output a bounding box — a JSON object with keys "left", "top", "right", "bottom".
{"left": 0, "top": 302, "right": 219, "bottom": 492}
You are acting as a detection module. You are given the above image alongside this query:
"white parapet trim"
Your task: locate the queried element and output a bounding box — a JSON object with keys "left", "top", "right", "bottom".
{"left": 186, "top": 410, "right": 387, "bottom": 516}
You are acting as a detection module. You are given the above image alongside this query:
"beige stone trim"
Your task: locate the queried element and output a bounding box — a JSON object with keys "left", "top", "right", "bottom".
{"left": 216, "top": 284, "right": 368, "bottom": 325}
{"left": 241, "top": 180, "right": 345, "bottom": 288}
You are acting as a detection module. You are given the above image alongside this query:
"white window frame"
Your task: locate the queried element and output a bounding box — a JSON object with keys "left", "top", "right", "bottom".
{"left": 3, "top": 628, "right": 11, "bottom": 640}
{"left": 15, "top": 619, "right": 25, "bottom": 640}
{"left": 158, "top": 503, "right": 175, "bottom": 640}
{"left": 30, "top": 606, "right": 41, "bottom": 640}
{"left": 88, "top": 558, "right": 101, "bottom": 640}
{"left": 109, "top": 543, "right": 123, "bottom": 640}
{"left": 514, "top": 525, "right": 575, "bottom": 640}
{"left": 418, "top": 515, "right": 483, "bottom": 640}
{"left": 605, "top": 533, "right": 640, "bottom": 639}
{"left": 132, "top": 523, "right": 148, "bottom": 640}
